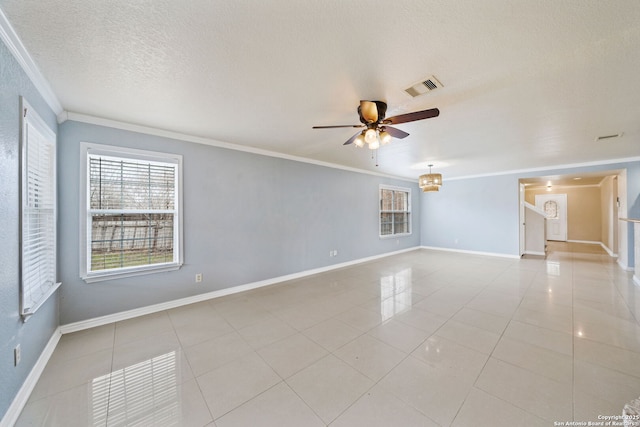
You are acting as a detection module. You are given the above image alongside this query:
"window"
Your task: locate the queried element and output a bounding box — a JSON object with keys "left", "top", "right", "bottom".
{"left": 20, "top": 97, "right": 60, "bottom": 317}
{"left": 544, "top": 200, "right": 558, "bottom": 219}
{"left": 80, "top": 143, "right": 183, "bottom": 282}
{"left": 379, "top": 185, "right": 411, "bottom": 237}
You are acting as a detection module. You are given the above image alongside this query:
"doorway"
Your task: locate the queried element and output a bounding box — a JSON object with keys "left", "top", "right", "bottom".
{"left": 518, "top": 169, "right": 624, "bottom": 258}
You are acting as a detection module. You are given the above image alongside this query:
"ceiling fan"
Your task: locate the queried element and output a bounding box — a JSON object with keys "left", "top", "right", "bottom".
{"left": 313, "top": 100, "right": 439, "bottom": 149}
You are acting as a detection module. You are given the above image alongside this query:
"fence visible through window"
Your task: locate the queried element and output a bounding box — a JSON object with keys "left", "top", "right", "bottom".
{"left": 88, "top": 156, "right": 177, "bottom": 272}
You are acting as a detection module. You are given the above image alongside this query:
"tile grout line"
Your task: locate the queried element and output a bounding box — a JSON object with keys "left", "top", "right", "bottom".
{"left": 104, "top": 322, "right": 117, "bottom": 426}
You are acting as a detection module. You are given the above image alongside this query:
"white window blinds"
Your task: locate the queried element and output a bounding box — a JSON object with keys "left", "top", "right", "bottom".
{"left": 20, "top": 98, "right": 60, "bottom": 317}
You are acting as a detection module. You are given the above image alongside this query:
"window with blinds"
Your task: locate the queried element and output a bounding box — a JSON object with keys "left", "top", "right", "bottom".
{"left": 379, "top": 186, "right": 411, "bottom": 237}
{"left": 81, "top": 144, "right": 183, "bottom": 282}
{"left": 20, "top": 98, "right": 60, "bottom": 317}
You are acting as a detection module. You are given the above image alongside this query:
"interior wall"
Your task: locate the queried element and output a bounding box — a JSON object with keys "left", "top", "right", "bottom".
{"left": 622, "top": 165, "right": 640, "bottom": 269}
{"left": 619, "top": 171, "right": 629, "bottom": 268}
{"left": 57, "top": 120, "right": 421, "bottom": 325}
{"left": 525, "top": 186, "right": 602, "bottom": 242}
{"left": 0, "top": 40, "right": 59, "bottom": 420}
{"left": 422, "top": 160, "right": 640, "bottom": 263}
{"left": 420, "top": 174, "right": 519, "bottom": 255}
{"left": 600, "top": 176, "right": 616, "bottom": 253}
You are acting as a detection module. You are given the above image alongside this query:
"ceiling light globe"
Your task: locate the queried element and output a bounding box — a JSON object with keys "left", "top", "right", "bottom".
{"left": 354, "top": 134, "right": 365, "bottom": 147}
{"left": 364, "top": 128, "right": 377, "bottom": 144}
{"left": 379, "top": 131, "right": 391, "bottom": 145}
{"left": 368, "top": 139, "right": 380, "bottom": 150}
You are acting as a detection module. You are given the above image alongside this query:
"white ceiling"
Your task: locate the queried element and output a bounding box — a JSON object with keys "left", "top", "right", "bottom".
{"left": 2, "top": 0, "right": 640, "bottom": 179}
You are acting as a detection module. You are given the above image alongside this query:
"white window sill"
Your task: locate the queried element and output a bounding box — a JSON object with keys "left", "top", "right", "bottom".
{"left": 22, "top": 281, "right": 62, "bottom": 321}
{"left": 82, "top": 263, "right": 182, "bottom": 283}
{"left": 379, "top": 233, "right": 412, "bottom": 239}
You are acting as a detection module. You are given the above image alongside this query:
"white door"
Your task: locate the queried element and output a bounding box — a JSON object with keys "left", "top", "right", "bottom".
{"left": 535, "top": 194, "right": 567, "bottom": 241}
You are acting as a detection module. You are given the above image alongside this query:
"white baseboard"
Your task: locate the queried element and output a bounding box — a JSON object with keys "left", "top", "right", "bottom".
{"left": 618, "top": 259, "right": 634, "bottom": 272}
{"left": 1, "top": 327, "right": 62, "bottom": 427}
{"left": 61, "top": 246, "right": 420, "bottom": 334}
{"left": 566, "top": 240, "right": 619, "bottom": 258}
{"left": 420, "top": 246, "right": 520, "bottom": 259}
{"left": 524, "top": 251, "right": 546, "bottom": 257}
{"left": 599, "top": 243, "right": 617, "bottom": 258}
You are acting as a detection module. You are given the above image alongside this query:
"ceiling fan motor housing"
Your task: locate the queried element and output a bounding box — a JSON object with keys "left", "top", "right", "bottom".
{"left": 358, "top": 100, "right": 387, "bottom": 124}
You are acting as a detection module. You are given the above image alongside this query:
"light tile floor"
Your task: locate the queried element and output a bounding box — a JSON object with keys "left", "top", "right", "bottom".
{"left": 16, "top": 243, "right": 640, "bottom": 426}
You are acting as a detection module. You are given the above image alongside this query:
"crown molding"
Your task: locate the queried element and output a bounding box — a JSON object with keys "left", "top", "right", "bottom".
{"left": 0, "top": 8, "right": 63, "bottom": 115}
{"left": 60, "top": 111, "right": 416, "bottom": 183}
{"left": 446, "top": 156, "right": 640, "bottom": 182}
{"left": 524, "top": 183, "right": 603, "bottom": 190}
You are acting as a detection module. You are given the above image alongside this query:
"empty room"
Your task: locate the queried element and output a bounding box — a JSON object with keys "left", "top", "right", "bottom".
{"left": 2, "top": 1, "right": 640, "bottom": 426}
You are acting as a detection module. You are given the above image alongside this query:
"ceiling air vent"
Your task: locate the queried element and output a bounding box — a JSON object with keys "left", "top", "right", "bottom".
{"left": 404, "top": 75, "right": 443, "bottom": 98}
{"left": 595, "top": 133, "right": 623, "bottom": 141}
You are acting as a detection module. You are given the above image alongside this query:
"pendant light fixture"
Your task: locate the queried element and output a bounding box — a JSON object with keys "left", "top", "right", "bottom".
{"left": 419, "top": 164, "right": 442, "bottom": 192}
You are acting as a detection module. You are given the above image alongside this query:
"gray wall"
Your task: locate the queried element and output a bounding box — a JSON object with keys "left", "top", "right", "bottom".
{"left": 421, "top": 160, "right": 640, "bottom": 264}
{"left": 0, "top": 40, "right": 59, "bottom": 420}
{"left": 420, "top": 174, "right": 518, "bottom": 255}
{"left": 57, "top": 121, "right": 421, "bottom": 324}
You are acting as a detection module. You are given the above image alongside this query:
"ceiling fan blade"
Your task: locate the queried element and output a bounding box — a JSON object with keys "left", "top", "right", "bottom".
{"left": 381, "top": 126, "right": 410, "bottom": 139}
{"left": 343, "top": 131, "right": 362, "bottom": 145}
{"left": 359, "top": 100, "right": 379, "bottom": 123}
{"left": 383, "top": 107, "right": 440, "bottom": 125}
{"left": 312, "top": 124, "right": 364, "bottom": 129}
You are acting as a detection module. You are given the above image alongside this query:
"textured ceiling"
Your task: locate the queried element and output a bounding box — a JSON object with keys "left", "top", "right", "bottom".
{"left": 1, "top": 0, "right": 639, "bottom": 179}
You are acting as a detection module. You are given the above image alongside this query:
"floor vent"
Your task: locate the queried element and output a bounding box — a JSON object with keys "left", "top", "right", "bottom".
{"left": 404, "top": 76, "right": 443, "bottom": 98}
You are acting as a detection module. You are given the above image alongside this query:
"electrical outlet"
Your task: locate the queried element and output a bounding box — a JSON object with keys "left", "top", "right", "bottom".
{"left": 195, "top": 273, "right": 203, "bottom": 283}
{"left": 14, "top": 345, "right": 21, "bottom": 366}
{"left": 333, "top": 250, "right": 338, "bottom": 256}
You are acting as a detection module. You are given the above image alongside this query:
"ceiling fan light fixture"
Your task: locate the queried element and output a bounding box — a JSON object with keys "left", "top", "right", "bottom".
{"left": 368, "top": 139, "right": 380, "bottom": 150}
{"left": 354, "top": 133, "right": 365, "bottom": 148}
{"left": 419, "top": 164, "right": 442, "bottom": 192}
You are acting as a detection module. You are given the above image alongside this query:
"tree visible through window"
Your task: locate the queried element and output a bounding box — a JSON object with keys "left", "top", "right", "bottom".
{"left": 81, "top": 144, "right": 183, "bottom": 282}
{"left": 380, "top": 186, "right": 411, "bottom": 236}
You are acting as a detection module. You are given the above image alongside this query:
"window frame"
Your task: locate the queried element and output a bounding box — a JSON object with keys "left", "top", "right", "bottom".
{"left": 79, "top": 142, "right": 184, "bottom": 283}
{"left": 19, "top": 97, "right": 61, "bottom": 318}
{"left": 379, "top": 184, "right": 412, "bottom": 238}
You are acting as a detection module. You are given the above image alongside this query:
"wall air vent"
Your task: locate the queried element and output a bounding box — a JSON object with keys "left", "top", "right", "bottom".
{"left": 404, "top": 75, "right": 443, "bottom": 98}
{"left": 596, "top": 133, "right": 623, "bottom": 141}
